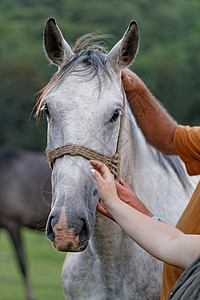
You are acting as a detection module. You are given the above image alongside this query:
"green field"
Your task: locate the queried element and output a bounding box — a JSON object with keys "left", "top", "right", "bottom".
{"left": 0, "top": 228, "right": 66, "bottom": 300}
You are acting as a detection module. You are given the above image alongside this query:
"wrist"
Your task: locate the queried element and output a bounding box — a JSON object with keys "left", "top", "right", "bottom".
{"left": 104, "top": 196, "right": 121, "bottom": 213}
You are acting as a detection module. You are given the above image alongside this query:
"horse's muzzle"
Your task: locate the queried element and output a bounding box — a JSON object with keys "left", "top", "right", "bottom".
{"left": 46, "top": 206, "right": 89, "bottom": 252}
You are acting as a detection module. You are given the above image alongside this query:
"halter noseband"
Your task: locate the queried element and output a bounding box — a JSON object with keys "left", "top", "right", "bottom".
{"left": 45, "top": 84, "right": 126, "bottom": 181}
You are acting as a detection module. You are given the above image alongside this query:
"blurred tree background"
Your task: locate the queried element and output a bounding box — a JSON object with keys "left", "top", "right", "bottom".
{"left": 0, "top": 0, "right": 200, "bottom": 152}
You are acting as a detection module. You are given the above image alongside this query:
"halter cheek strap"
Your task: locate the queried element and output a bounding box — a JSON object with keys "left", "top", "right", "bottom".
{"left": 45, "top": 84, "right": 126, "bottom": 181}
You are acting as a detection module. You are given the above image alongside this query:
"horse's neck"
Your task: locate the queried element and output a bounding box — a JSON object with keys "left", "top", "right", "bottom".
{"left": 90, "top": 212, "right": 136, "bottom": 272}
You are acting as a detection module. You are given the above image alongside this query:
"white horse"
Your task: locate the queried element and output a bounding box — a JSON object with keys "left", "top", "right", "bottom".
{"left": 37, "top": 18, "right": 197, "bottom": 299}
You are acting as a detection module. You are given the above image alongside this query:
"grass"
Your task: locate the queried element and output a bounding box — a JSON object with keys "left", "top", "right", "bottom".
{"left": 0, "top": 228, "right": 66, "bottom": 300}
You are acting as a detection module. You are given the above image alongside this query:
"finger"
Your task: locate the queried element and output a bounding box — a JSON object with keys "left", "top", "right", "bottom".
{"left": 121, "top": 181, "right": 133, "bottom": 191}
{"left": 115, "top": 180, "right": 125, "bottom": 191}
{"left": 116, "top": 179, "right": 132, "bottom": 191}
{"left": 121, "top": 69, "right": 135, "bottom": 92}
{"left": 91, "top": 168, "right": 104, "bottom": 185}
{"left": 90, "top": 160, "right": 104, "bottom": 168}
{"left": 90, "top": 160, "right": 105, "bottom": 175}
{"left": 117, "top": 179, "right": 125, "bottom": 186}
{"left": 121, "top": 68, "right": 128, "bottom": 79}
{"left": 90, "top": 160, "right": 112, "bottom": 181}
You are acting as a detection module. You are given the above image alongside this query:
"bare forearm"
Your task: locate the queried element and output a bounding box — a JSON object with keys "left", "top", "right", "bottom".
{"left": 91, "top": 161, "right": 200, "bottom": 269}
{"left": 107, "top": 198, "right": 199, "bottom": 269}
{"left": 122, "top": 70, "right": 177, "bottom": 155}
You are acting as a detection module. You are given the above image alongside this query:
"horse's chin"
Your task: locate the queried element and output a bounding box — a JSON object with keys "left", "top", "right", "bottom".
{"left": 53, "top": 240, "right": 88, "bottom": 252}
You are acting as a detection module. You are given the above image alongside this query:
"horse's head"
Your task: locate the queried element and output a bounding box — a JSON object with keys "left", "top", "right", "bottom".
{"left": 40, "top": 18, "right": 139, "bottom": 252}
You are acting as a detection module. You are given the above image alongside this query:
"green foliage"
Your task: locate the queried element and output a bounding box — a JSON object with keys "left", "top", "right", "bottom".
{"left": 0, "top": 0, "right": 200, "bottom": 151}
{"left": 0, "top": 61, "right": 47, "bottom": 151}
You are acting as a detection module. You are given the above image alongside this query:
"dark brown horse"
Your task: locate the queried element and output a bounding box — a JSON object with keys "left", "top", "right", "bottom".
{"left": 0, "top": 149, "right": 51, "bottom": 300}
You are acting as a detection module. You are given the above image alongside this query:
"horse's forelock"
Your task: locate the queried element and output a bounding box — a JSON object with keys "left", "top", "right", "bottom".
{"left": 35, "top": 37, "right": 112, "bottom": 118}
{"left": 60, "top": 49, "right": 111, "bottom": 83}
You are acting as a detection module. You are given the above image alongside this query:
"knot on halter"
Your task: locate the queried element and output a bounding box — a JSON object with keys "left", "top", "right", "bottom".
{"left": 45, "top": 144, "right": 120, "bottom": 179}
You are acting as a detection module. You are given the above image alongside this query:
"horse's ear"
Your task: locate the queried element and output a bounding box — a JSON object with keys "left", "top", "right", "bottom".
{"left": 44, "top": 18, "right": 74, "bottom": 67}
{"left": 107, "top": 21, "right": 139, "bottom": 71}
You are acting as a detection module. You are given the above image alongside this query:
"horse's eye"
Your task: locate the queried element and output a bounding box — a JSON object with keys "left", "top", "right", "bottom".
{"left": 110, "top": 109, "right": 122, "bottom": 122}
{"left": 41, "top": 102, "right": 50, "bottom": 118}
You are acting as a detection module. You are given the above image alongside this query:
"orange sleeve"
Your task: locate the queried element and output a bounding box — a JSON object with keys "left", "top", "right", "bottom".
{"left": 173, "top": 125, "right": 200, "bottom": 175}
{"left": 161, "top": 180, "right": 200, "bottom": 299}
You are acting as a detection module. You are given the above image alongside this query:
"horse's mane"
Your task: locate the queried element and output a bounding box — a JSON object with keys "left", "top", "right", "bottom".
{"left": 35, "top": 34, "right": 112, "bottom": 117}
{"left": 148, "top": 143, "right": 192, "bottom": 190}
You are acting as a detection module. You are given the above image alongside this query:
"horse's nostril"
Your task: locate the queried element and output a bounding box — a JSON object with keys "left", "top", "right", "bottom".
{"left": 67, "top": 242, "right": 74, "bottom": 248}
{"left": 93, "top": 189, "right": 98, "bottom": 197}
{"left": 46, "top": 215, "right": 55, "bottom": 242}
{"left": 78, "top": 218, "right": 90, "bottom": 243}
{"left": 73, "top": 218, "right": 89, "bottom": 241}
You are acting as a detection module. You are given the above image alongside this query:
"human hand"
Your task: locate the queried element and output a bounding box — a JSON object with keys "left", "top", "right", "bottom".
{"left": 116, "top": 180, "right": 153, "bottom": 217}
{"left": 97, "top": 179, "right": 152, "bottom": 218}
{"left": 121, "top": 68, "right": 137, "bottom": 93}
{"left": 90, "top": 160, "right": 152, "bottom": 220}
{"left": 90, "top": 160, "right": 120, "bottom": 212}
{"left": 95, "top": 179, "right": 139, "bottom": 220}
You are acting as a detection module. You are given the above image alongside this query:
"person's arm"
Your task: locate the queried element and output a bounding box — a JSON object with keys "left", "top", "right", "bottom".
{"left": 121, "top": 69, "right": 177, "bottom": 155}
{"left": 91, "top": 160, "right": 200, "bottom": 269}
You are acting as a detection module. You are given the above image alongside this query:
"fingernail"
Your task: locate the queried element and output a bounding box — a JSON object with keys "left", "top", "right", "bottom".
{"left": 91, "top": 169, "right": 96, "bottom": 174}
